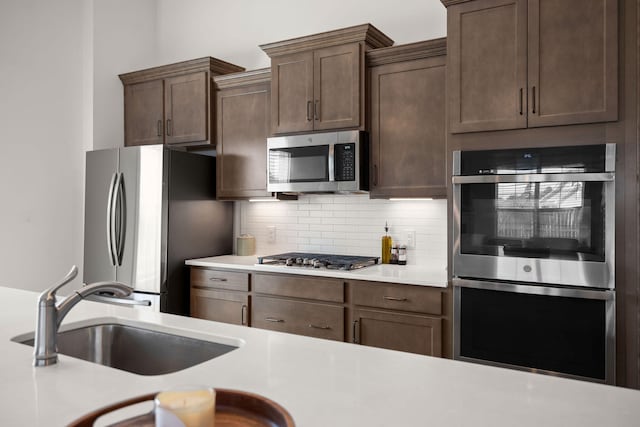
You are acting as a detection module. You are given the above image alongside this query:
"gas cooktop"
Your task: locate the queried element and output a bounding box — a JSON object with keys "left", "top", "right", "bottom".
{"left": 257, "top": 252, "right": 379, "bottom": 271}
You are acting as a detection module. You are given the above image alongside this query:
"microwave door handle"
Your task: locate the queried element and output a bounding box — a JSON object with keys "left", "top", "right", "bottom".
{"left": 452, "top": 172, "right": 614, "bottom": 184}
{"left": 328, "top": 144, "right": 335, "bottom": 182}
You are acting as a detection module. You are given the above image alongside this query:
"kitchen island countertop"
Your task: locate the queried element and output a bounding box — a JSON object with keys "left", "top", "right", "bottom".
{"left": 186, "top": 255, "right": 448, "bottom": 287}
{"left": 1, "top": 286, "right": 640, "bottom": 426}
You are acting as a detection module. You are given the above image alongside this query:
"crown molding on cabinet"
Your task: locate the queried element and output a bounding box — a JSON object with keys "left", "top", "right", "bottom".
{"left": 440, "top": 0, "right": 474, "bottom": 6}
{"left": 259, "top": 23, "right": 394, "bottom": 57}
{"left": 213, "top": 68, "right": 271, "bottom": 89}
{"left": 119, "top": 57, "right": 245, "bottom": 84}
{"left": 366, "top": 38, "right": 446, "bottom": 67}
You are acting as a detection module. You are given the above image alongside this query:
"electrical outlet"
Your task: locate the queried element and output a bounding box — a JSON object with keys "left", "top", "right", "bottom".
{"left": 406, "top": 230, "right": 416, "bottom": 248}
{"left": 267, "top": 226, "right": 276, "bottom": 243}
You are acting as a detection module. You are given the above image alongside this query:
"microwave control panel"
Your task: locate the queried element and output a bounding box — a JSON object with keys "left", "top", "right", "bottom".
{"left": 334, "top": 143, "right": 355, "bottom": 181}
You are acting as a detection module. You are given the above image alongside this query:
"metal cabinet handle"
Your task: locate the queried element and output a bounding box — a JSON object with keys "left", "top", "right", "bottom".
{"left": 383, "top": 296, "right": 408, "bottom": 302}
{"left": 265, "top": 317, "right": 284, "bottom": 323}
{"left": 532, "top": 86, "right": 536, "bottom": 114}
{"left": 166, "top": 119, "right": 172, "bottom": 136}
{"left": 314, "top": 100, "right": 319, "bottom": 121}
{"left": 308, "top": 324, "right": 331, "bottom": 330}
{"left": 519, "top": 88, "right": 523, "bottom": 115}
{"left": 241, "top": 305, "right": 248, "bottom": 326}
{"left": 191, "top": 285, "right": 217, "bottom": 291}
{"left": 306, "top": 101, "right": 312, "bottom": 122}
{"left": 352, "top": 320, "right": 359, "bottom": 344}
{"left": 373, "top": 165, "right": 378, "bottom": 186}
{"left": 157, "top": 120, "right": 163, "bottom": 136}
{"left": 209, "top": 277, "right": 228, "bottom": 282}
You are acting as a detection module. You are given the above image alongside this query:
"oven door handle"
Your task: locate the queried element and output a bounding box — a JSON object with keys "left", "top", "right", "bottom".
{"left": 452, "top": 278, "right": 615, "bottom": 300}
{"left": 452, "top": 172, "right": 614, "bottom": 184}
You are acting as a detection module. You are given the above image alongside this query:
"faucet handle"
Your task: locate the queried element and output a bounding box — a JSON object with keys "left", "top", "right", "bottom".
{"left": 39, "top": 265, "right": 78, "bottom": 304}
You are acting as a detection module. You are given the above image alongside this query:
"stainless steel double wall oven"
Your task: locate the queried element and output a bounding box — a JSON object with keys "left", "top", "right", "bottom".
{"left": 452, "top": 144, "right": 616, "bottom": 384}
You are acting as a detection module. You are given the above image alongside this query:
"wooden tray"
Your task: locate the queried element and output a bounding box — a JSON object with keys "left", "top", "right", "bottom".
{"left": 69, "top": 388, "right": 295, "bottom": 427}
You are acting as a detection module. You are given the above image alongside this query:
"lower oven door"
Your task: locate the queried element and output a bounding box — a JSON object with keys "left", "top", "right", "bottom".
{"left": 453, "top": 278, "right": 615, "bottom": 384}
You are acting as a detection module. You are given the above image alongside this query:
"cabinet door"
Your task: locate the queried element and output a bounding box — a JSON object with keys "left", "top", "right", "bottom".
{"left": 164, "top": 72, "right": 208, "bottom": 144}
{"left": 252, "top": 296, "right": 344, "bottom": 341}
{"left": 447, "top": 0, "right": 527, "bottom": 133}
{"left": 313, "top": 43, "right": 361, "bottom": 131}
{"left": 353, "top": 308, "right": 442, "bottom": 357}
{"left": 216, "top": 83, "right": 271, "bottom": 199}
{"left": 190, "top": 287, "right": 249, "bottom": 326}
{"left": 527, "top": 0, "right": 617, "bottom": 127}
{"left": 271, "top": 52, "right": 314, "bottom": 134}
{"left": 124, "top": 80, "right": 164, "bottom": 146}
{"left": 370, "top": 57, "right": 447, "bottom": 198}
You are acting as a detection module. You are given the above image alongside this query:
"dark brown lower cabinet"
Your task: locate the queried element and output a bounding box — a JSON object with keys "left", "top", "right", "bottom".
{"left": 190, "top": 287, "right": 249, "bottom": 326}
{"left": 252, "top": 296, "right": 344, "bottom": 341}
{"left": 352, "top": 308, "right": 442, "bottom": 357}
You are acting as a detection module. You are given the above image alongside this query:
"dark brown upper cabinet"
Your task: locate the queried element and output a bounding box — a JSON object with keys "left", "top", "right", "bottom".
{"left": 442, "top": 0, "right": 618, "bottom": 134}
{"left": 119, "top": 57, "right": 244, "bottom": 147}
{"left": 214, "top": 69, "right": 272, "bottom": 199}
{"left": 261, "top": 24, "right": 394, "bottom": 135}
{"left": 367, "top": 39, "right": 448, "bottom": 199}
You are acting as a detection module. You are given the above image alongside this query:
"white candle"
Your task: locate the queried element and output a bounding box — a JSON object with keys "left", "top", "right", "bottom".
{"left": 155, "top": 387, "right": 216, "bottom": 427}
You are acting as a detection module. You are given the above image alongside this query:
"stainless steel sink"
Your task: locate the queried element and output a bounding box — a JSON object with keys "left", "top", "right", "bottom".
{"left": 13, "top": 319, "right": 239, "bottom": 375}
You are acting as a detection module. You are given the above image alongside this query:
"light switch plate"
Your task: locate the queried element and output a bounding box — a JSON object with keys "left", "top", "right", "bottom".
{"left": 406, "top": 230, "right": 416, "bottom": 248}
{"left": 267, "top": 226, "right": 276, "bottom": 243}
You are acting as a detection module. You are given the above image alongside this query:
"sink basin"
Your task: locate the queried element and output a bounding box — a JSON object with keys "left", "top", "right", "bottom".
{"left": 13, "top": 318, "right": 240, "bottom": 375}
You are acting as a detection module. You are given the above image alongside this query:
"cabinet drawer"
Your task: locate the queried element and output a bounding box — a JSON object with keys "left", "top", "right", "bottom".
{"left": 252, "top": 296, "right": 344, "bottom": 341}
{"left": 351, "top": 281, "right": 442, "bottom": 315}
{"left": 190, "top": 268, "right": 249, "bottom": 291}
{"left": 253, "top": 273, "right": 344, "bottom": 302}
{"left": 190, "top": 288, "right": 249, "bottom": 326}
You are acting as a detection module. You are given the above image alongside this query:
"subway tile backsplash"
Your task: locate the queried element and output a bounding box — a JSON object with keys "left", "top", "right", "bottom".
{"left": 234, "top": 194, "right": 447, "bottom": 267}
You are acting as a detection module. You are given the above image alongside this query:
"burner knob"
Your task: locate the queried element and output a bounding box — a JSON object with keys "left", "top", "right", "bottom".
{"left": 296, "top": 257, "right": 303, "bottom": 265}
{"left": 313, "top": 260, "right": 324, "bottom": 268}
{"left": 303, "top": 258, "right": 312, "bottom": 266}
{"left": 285, "top": 258, "right": 294, "bottom": 266}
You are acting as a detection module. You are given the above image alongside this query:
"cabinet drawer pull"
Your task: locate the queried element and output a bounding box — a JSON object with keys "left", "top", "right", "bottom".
{"left": 192, "top": 285, "right": 215, "bottom": 291}
{"left": 166, "top": 119, "right": 172, "bottom": 136}
{"left": 383, "top": 296, "right": 408, "bottom": 302}
{"left": 209, "top": 277, "right": 228, "bottom": 282}
{"left": 241, "top": 304, "right": 247, "bottom": 326}
{"left": 308, "top": 324, "right": 331, "bottom": 330}
{"left": 157, "top": 120, "right": 163, "bottom": 136}
{"left": 306, "top": 100, "right": 312, "bottom": 122}
{"left": 265, "top": 317, "right": 284, "bottom": 323}
{"left": 352, "top": 320, "right": 359, "bottom": 344}
{"left": 314, "top": 100, "right": 319, "bottom": 121}
{"left": 519, "top": 88, "right": 523, "bottom": 115}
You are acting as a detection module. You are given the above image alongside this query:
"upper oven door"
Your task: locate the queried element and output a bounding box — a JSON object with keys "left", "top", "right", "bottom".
{"left": 452, "top": 145, "right": 615, "bottom": 289}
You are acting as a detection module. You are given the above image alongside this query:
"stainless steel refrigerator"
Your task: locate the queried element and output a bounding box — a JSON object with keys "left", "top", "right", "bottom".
{"left": 83, "top": 145, "right": 232, "bottom": 315}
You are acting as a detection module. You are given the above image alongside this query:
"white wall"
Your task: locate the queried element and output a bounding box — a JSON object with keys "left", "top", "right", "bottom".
{"left": 154, "top": 0, "right": 447, "bottom": 68}
{"left": 0, "top": 0, "right": 89, "bottom": 291}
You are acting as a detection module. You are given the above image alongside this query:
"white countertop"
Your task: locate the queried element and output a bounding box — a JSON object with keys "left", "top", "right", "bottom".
{"left": 185, "top": 255, "right": 448, "bottom": 287}
{"left": 2, "top": 286, "right": 640, "bottom": 426}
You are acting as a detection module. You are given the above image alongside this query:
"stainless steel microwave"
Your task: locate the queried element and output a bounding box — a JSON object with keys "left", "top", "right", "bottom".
{"left": 267, "top": 130, "right": 368, "bottom": 193}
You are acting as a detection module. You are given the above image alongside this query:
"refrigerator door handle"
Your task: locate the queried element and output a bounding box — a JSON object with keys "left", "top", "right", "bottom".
{"left": 106, "top": 172, "right": 118, "bottom": 266}
{"left": 115, "top": 173, "right": 126, "bottom": 266}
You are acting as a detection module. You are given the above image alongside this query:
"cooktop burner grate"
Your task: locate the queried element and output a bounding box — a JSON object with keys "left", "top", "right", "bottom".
{"left": 257, "top": 252, "right": 379, "bottom": 270}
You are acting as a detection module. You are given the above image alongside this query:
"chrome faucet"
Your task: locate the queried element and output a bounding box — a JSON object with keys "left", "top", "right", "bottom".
{"left": 33, "top": 265, "right": 133, "bottom": 367}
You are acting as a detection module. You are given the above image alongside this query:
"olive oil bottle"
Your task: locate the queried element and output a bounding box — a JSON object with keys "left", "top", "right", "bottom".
{"left": 381, "top": 222, "right": 392, "bottom": 264}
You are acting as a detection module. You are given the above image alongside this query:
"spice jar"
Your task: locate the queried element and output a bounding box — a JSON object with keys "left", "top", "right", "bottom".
{"left": 398, "top": 245, "right": 407, "bottom": 265}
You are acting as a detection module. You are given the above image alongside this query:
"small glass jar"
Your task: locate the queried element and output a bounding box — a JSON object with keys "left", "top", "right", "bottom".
{"left": 398, "top": 245, "right": 407, "bottom": 265}
{"left": 391, "top": 246, "right": 399, "bottom": 264}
